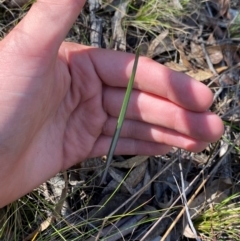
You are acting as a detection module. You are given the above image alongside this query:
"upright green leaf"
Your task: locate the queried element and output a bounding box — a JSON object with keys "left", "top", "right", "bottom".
{"left": 100, "top": 49, "right": 140, "bottom": 184}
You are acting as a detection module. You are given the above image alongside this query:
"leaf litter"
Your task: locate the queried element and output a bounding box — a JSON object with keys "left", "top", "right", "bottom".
{"left": 1, "top": 0, "right": 240, "bottom": 240}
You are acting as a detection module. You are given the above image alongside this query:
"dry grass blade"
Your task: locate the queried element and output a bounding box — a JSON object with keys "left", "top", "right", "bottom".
{"left": 178, "top": 151, "right": 200, "bottom": 241}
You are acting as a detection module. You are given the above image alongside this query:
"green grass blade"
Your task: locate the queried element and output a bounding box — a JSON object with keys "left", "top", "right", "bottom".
{"left": 100, "top": 49, "right": 140, "bottom": 184}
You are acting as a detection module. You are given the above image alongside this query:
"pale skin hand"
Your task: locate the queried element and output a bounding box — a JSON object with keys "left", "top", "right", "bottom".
{"left": 0, "top": 0, "right": 224, "bottom": 207}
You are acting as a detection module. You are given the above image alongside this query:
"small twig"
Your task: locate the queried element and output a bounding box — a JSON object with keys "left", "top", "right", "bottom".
{"left": 205, "top": 1, "right": 213, "bottom": 18}
{"left": 200, "top": 37, "right": 218, "bottom": 76}
{"left": 213, "top": 85, "right": 224, "bottom": 101}
{"left": 221, "top": 105, "right": 240, "bottom": 119}
{"left": 178, "top": 150, "right": 200, "bottom": 241}
{"left": 207, "top": 62, "right": 240, "bottom": 87}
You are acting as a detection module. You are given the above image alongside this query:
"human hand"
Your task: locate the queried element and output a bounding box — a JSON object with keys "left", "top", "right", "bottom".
{"left": 0, "top": 0, "right": 223, "bottom": 207}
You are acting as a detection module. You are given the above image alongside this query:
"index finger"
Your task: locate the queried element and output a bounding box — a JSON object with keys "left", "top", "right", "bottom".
{"left": 88, "top": 48, "right": 213, "bottom": 112}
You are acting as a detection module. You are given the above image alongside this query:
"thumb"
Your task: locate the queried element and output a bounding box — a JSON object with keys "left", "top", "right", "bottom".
{"left": 3, "top": 0, "right": 85, "bottom": 56}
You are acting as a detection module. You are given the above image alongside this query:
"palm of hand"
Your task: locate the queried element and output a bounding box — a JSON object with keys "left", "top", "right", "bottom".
{"left": 0, "top": 41, "right": 112, "bottom": 171}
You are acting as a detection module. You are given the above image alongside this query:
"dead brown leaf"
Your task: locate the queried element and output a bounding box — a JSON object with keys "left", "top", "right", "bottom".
{"left": 147, "top": 30, "right": 169, "bottom": 58}
{"left": 165, "top": 62, "right": 227, "bottom": 81}
{"left": 108, "top": 167, "right": 135, "bottom": 194}
{"left": 175, "top": 39, "right": 193, "bottom": 70}
{"left": 190, "top": 41, "right": 206, "bottom": 67}
{"left": 164, "top": 61, "right": 188, "bottom": 72}
{"left": 187, "top": 69, "right": 216, "bottom": 81}
{"left": 124, "top": 160, "right": 148, "bottom": 188}
{"left": 206, "top": 45, "right": 224, "bottom": 64}
{"left": 111, "top": 156, "right": 149, "bottom": 169}
{"left": 183, "top": 224, "right": 199, "bottom": 239}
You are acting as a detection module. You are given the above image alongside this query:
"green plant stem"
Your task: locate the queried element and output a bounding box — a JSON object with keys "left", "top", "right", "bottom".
{"left": 100, "top": 49, "right": 140, "bottom": 185}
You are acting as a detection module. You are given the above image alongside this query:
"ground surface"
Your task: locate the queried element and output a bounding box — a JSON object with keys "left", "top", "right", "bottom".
{"left": 0, "top": 0, "right": 240, "bottom": 240}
